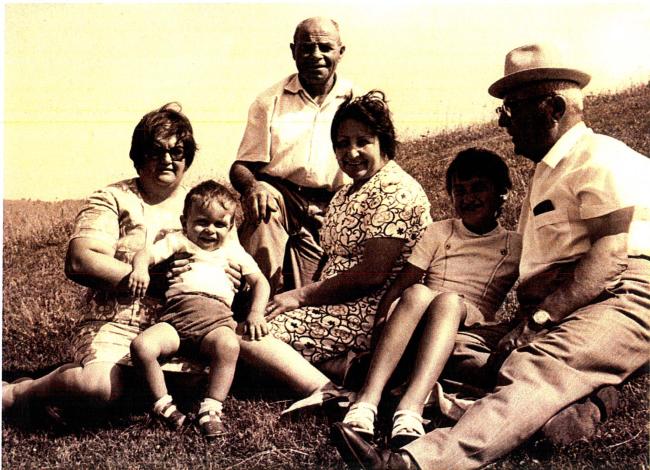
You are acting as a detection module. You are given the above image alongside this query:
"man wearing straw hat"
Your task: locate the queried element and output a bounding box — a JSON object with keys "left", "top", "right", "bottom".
{"left": 331, "top": 42, "right": 650, "bottom": 470}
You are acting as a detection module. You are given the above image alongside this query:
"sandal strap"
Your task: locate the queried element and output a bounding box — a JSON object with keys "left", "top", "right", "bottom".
{"left": 343, "top": 401, "right": 377, "bottom": 435}
{"left": 198, "top": 409, "right": 222, "bottom": 425}
{"left": 158, "top": 402, "right": 179, "bottom": 418}
{"left": 154, "top": 402, "right": 186, "bottom": 428}
{"left": 392, "top": 409, "right": 425, "bottom": 437}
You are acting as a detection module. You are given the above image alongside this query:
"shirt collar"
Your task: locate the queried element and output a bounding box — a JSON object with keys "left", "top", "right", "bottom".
{"left": 455, "top": 218, "right": 503, "bottom": 238}
{"left": 284, "top": 73, "right": 351, "bottom": 100}
{"left": 541, "top": 121, "right": 589, "bottom": 169}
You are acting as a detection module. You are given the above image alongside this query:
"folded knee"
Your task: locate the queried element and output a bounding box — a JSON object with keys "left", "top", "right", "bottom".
{"left": 130, "top": 335, "right": 159, "bottom": 362}
{"left": 204, "top": 331, "right": 240, "bottom": 361}
{"left": 431, "top": 292, "right": 464, "bottom": 310}
{"left": 401, "top": 284, "right": 435, "bottom": 307}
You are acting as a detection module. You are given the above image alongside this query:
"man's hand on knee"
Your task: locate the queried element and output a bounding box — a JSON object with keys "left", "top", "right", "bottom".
{"left": 244, "top": 183, "right": 279, "bottom": 224}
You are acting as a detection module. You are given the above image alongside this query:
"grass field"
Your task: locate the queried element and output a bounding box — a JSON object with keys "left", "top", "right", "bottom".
{"left": 3, "top": 84, "right": 650, "bottom": 469}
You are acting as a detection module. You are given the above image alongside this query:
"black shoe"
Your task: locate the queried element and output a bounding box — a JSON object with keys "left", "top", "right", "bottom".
{"left": 198, "top": 409, "right": 225, "bottom": 438}
{"left": 331, "top": 422, "right": 409, "bottom": 470}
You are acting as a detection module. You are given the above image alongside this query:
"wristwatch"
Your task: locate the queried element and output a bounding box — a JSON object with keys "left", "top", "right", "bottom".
{"left": 529, "top": 309, "right": 553, "bottom": 331}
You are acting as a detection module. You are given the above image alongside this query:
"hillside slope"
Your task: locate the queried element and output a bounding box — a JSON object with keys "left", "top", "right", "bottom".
{"left": 3, "top": 84, "right": 649, "bottom": 469}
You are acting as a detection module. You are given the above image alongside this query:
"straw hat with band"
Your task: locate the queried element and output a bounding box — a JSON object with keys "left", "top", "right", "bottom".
{"left": 489, "top": 43, "right": 591, "bottom": 99}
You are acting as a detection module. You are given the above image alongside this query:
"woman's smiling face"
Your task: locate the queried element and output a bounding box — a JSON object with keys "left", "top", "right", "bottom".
{"left": 334, "top": 119, "right": 388, "bottom": 184}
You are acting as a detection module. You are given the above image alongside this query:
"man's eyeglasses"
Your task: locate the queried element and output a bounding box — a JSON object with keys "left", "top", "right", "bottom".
{"left": 495, "top": 93, "right": 555, "bottom": 118}
{"left": 147, "top": 145, "right": 185, "bottom": 162}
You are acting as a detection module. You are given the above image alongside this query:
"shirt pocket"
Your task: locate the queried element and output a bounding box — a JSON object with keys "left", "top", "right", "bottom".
{"left": 532, "top": 207, "right": 569, "bottom": 229}
{"left": 531, "top": 207, "right": 581, "bottom": 259}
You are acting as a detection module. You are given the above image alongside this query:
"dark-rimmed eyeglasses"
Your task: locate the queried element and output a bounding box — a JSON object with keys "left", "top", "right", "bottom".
{"left": 495, "top": 93, "right": 555, "bottom": 118}
{"left": 147, "top": 145, "right": 185, "bottom": 162}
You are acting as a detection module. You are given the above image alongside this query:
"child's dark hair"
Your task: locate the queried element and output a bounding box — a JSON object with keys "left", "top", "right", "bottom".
{"left": 182, "top": 180, "right": 238, "bottom": 222}
{"left": 446, "top": 148, "right": 512, "bottom": 212}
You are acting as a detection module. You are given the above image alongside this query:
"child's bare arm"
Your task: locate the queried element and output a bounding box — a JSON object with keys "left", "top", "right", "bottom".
{"left": 375, "top": 262, "right": 425, "bottom": 330}
{"left": 129, "top": 248, "right": 154, "bottom": 298}
{"left": 243, "top": 271, "right": 271, "bottom": 341}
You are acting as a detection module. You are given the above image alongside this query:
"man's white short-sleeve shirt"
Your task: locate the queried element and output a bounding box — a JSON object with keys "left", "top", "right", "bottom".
{"left": 235, "top": 73, "right": 355, "bottom": 191}
{"left": 518, "top": 122, "right": 650, "bottom": 281}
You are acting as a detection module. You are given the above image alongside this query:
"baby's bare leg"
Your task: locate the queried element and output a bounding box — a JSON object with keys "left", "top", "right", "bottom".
{"left": 200, "top": 327, "right": 240, "bottom": 401}
{"left": 130, "top": 322, "right": 180, "bottom": 400}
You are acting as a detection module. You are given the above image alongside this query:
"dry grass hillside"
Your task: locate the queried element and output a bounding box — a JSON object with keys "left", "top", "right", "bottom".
{"left": 3, "top": 84, "right": 649, "bottom": 469}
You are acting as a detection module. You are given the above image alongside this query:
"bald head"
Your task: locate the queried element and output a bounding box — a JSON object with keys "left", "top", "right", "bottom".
{"left": 290, "top": 17, "right": 345, "bottom": 100}
{"left": 293, "top": 17, "right": 342, "bottom": 45}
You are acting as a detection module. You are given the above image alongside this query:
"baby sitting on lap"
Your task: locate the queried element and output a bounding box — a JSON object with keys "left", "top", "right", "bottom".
{"left": 128, "top": 180, "right": 270, "bottom": 438}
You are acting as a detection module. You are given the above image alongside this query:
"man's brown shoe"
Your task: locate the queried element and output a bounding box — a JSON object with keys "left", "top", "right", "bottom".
{"left": 542, "top": 386, "right": 619, "bottom": 445}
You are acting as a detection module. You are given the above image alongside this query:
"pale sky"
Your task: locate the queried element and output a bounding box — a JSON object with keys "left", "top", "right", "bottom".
{"left": 4, "top": 1, "right": 650, "bottom": 200}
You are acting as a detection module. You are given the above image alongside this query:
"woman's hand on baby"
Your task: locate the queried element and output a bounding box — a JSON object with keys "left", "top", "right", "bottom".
{"left": 128, "top": 269, "right": 150, "bottom": 298}
{"left": 167, "top": 252, "right": 193, "bottom": 283}
{"left": 245, "top": 314, "right": 269, "bottom": 341}
{"left": 225, "top": 260, "right": 243, "bottom": 291}
{"left": 265, "top": 292, "right": 300, "bottom": 320}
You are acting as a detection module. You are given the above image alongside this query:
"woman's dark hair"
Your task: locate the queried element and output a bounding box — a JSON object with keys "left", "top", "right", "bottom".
{"left": 331, "top": 90, "right": 397, "bottom": 159}
{"left": 129, "top": 102, "right": 197, "bottom": 170}
{"left": 446, "top": 148, "right": 512, "bottom": 213}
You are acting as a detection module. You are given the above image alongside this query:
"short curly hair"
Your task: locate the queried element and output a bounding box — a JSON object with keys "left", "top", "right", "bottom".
{"left": 129, "top": 102, "right": 197, "bottom": 170}
{"left": 331, "top": 90, "right": 397, "bottom": 159}
{"left": 182, "top": 180, "right": 238, "bottom": 223}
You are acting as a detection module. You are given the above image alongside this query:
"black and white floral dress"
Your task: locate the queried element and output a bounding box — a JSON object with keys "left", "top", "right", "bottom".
{"left": 270, "top": 160, "right": 432, "bottom": 363}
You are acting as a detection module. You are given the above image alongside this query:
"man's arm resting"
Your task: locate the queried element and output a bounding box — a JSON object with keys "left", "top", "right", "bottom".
{"left": 229, "top": 161, "right": 264, "bottom": 195}
{"left": 539, "top": 207, "right": 632, "bottom": 321}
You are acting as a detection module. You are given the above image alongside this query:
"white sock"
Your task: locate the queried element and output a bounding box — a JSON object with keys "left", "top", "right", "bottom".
{"left": 199, "top": 397, "right": 223, "bottom": 415}
{"left": 153, "top": 394, "right": 174, "bottom": 415}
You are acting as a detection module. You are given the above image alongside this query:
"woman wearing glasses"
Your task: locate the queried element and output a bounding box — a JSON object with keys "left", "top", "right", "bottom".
{"left": 3, "top": 103, "right": 209, "bottom": 416}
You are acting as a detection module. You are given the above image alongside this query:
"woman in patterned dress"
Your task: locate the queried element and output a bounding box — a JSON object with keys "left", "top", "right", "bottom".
{"left": 240, "top": 91, "right": 432, "bottom": 399}
{"left": 2, "top": 103, "right": 206, "bottom": 414}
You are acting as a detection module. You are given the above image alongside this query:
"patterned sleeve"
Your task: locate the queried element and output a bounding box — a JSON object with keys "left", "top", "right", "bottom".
{"left": 363, "top": 165, "right": 432, "bottom": 242}
{"left": 70, "top": 186, "right": 120, "bottom": 249}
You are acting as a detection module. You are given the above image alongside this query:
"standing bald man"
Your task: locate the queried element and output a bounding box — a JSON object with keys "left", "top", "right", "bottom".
{"left": 230, "top": 17, "right": 356, "bottom": 295}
